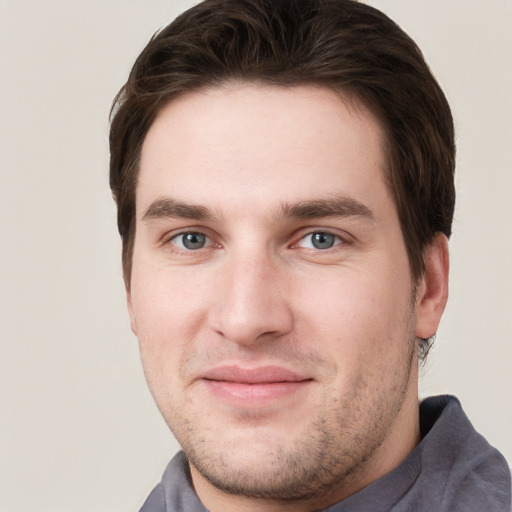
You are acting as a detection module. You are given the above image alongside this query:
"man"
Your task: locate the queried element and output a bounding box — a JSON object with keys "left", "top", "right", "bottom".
{"left": 109, "top": 0, "right": 511, "bottom": 510}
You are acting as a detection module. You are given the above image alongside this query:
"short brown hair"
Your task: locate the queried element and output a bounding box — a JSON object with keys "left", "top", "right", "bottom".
{"left": 110, "top": 0, "right": 455, "bottom": 285}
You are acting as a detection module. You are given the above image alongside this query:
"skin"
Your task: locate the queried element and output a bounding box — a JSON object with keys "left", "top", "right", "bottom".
{"left": 128, "top": 83, "right": 449, "bottom": 511}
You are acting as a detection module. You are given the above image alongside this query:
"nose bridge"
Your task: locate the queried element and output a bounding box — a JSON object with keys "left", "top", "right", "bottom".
{"left": 209, "top": 244, "right": 292, "bottom": 345}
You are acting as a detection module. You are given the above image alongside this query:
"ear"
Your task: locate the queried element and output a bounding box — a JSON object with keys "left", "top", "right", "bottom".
{"left": 415, "top": 233, "right": 450, "bottom": 339}
{"left": 126, "top": 287, "right": 138, "bottom": 336}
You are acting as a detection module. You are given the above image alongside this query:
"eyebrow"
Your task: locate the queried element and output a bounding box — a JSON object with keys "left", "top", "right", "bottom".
{"left": 276, "top": 197, "right": 375, "bottom": 222}
{"left": 142, "top": 198, "right": 215, "bottom": 221}
{"left": 141, "top": 195, "right": 375, "bottom": 223}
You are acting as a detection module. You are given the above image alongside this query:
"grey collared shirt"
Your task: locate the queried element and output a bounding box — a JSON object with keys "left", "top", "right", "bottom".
{"left": 139, "top": 396, "right": 511, "bottom": 511}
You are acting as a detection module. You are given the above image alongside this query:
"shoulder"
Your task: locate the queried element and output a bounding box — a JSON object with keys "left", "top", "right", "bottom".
{"left": 419, "top": 395, "right": 511, "bottom": 511}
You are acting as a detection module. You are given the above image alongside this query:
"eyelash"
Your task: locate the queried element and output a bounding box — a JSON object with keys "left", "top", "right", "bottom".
{"left": 167, "top": 231, "right": 216, "bottom": 251}
{"left": 165, "top": 228, "right": 348, "bottom": 253}
{"left": 294, "top": 231, "right": 345, "bottom": 251}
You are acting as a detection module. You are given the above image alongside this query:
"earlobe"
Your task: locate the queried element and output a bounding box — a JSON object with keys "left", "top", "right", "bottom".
{"left": 415, "top": 233, "right": 450, "bottom": 339}
{"left": 126, "top": 288, "right": 138, "bottom": 336}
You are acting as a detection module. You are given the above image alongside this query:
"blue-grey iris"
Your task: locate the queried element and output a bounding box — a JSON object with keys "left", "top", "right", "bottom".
{"left": 311, "top": 232, "right": 336, "bottom": 250}
{"left": 182, "top": 232, "right": 206, "bottom": 250}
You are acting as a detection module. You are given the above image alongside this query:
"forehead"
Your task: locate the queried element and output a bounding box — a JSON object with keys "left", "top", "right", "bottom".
{"left": 137, "top": 83, "right": 390, "bottom": 219}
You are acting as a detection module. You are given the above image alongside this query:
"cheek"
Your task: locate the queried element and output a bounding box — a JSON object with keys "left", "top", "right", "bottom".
{"left": 129, "top": 268, "right": 209, "bottom": 386}
{"left": 294, "top": 264, "right": 409, "bottom": 329}
{"left": 290, "top": 262, "right": 414, "bottom": 368}
{"left": 131, "top": 260, "right": 210, "bottom": 334}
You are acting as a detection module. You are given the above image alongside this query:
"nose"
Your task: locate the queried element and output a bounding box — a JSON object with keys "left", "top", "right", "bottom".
{"left": 208, "top": 251, "right": 293, "bottom": 346}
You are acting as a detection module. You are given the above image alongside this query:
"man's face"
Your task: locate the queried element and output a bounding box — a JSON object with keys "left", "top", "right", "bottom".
{"left": 128, "top": 84, "right": 424, "bottom": 505}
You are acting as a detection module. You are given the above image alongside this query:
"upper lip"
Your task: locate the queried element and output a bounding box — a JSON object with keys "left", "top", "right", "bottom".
{"left": 202, "top": 365, "right": 311, "bottom": 384}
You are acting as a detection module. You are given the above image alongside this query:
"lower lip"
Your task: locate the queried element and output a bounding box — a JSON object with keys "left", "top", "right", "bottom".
{"left": 203, "top": 379, "right": 311, "bottom": 406}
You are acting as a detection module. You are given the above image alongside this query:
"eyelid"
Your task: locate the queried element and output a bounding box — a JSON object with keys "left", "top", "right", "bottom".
{"left": 290, "top": 227, "right": 352, "bottom": 250}
{"left": 160, "top": 225, "right": 207, "bottom": 243}
{"left": 162, "top": 227, "right": 220, "bottom": 251}
{"left": 170, "top": 232, "right": 211, "bottom": 250}
{"left": 159, "top": 225, "right": 352, "bottom": 251}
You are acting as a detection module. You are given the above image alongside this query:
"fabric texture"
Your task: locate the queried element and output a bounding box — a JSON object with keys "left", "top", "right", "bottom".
{"left": 139, "top": 395, "right": 511, "bottom": 511}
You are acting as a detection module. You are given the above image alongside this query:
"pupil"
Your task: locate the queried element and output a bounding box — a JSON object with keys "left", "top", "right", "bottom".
{"left": 312, "top": 232, "right": 335, "bottom": 249}
{"left": 183, "top": 232, "right": 206, "bottom": 249}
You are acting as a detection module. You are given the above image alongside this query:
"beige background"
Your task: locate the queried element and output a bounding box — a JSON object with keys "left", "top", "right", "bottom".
{"left": 0, "top": 1, "right": 510, "bottom": 510}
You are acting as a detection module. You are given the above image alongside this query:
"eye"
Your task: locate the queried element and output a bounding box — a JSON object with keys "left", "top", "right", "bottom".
{"left": 297, "top": 232, "right": 342, "bottom": 250}
{"left": 170, "top": 232, "right": 211, "bottom": 250}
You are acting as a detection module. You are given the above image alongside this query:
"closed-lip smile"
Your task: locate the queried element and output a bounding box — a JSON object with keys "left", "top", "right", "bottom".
{"left": 200, "top": 365, "right": 313, "bottom": 406}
